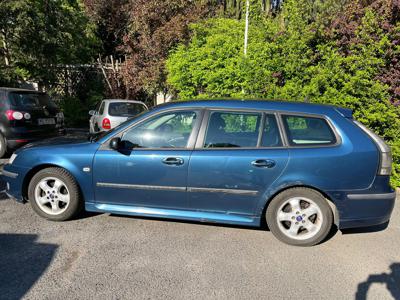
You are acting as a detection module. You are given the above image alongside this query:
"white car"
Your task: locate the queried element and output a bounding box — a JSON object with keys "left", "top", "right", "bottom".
{"left": 89, "top": 99, "right": 148, "bottom": 134}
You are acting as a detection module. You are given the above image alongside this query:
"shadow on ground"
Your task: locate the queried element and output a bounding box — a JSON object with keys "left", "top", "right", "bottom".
{"left": 355, "top": 263, "right": 400, "bottom": 300}
{"left": 0, "top": 234, "right": 57, "bottom": 300}
{"left": 342, "top": 221, "right": 390, "bottom": 235}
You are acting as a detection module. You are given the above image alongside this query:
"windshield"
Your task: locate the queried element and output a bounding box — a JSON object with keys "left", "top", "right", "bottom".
{"left": 90, "top": 110, "right": 149, "bottom": 142}
{"left": 9, "top": 92, "right": 58, "bottom": 110}
{"left": 108, "top": 102, "right": 147, "bottom": 117}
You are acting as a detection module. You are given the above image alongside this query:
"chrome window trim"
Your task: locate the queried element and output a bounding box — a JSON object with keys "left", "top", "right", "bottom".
{"left": 99, "top": 106, "right": 342, "bottom": 151}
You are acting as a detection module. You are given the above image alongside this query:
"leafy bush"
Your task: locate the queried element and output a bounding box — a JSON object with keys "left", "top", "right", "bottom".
{"left": 59, "top": 97, "right": 89, "bottom": 127}
{"left": 167, "top": 1, "right": 400, "bottom": 186}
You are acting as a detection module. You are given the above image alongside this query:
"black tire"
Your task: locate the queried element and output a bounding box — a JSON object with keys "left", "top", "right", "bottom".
{"left": 0, "top": 133, "right": 7, "bottom": 158}
{"left": 28, "top": 167, "right": 82, "bottom": 221}
{"left": 266, "top": 187, "right": 333, "bottom": 246}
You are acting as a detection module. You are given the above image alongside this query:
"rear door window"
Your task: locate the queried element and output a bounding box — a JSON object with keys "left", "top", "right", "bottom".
{"left": 204, "top": 111, "right": 262, "bottom": 148}
{"left": 261, "top": 114, "right": 282, "bottom": 147}
{"left": 282, "top": 115, "right": 336, "bottom": 146}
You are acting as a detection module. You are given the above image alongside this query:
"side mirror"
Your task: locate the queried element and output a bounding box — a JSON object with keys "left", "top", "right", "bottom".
{"left": 89, "top": 110, "right": 97, "bottom": 116}
{"left": 110, "top": 137, "right": 121, "bottom": 150}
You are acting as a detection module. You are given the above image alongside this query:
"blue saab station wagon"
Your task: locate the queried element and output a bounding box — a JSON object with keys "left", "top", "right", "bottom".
{"left": 2, "top": 100, "right": 396, "bottom": 246}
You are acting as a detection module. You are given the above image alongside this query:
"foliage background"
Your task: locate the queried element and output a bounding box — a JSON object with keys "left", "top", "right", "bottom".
{"left": 0, "top": 0, "right": 399, "bottom": 186}
{"left": 166, "top": 0, "right": 400, "bottom": 186}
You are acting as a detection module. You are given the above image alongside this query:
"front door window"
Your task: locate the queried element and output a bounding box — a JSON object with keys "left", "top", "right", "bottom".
{"left": 121, "top": 111, "right": 198, "bottom": 149}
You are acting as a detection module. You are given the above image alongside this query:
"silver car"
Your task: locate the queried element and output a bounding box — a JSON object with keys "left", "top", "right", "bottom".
{"left": 89, "top": 99, "right": 148, "bottom": 134}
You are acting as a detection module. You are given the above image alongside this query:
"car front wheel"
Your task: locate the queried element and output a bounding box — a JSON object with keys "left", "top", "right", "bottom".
{"left": 28, "top": 167, "right": 82, "bottom": 221}
{"left": 266, "top": 187, "right": 333, "bottom": 246}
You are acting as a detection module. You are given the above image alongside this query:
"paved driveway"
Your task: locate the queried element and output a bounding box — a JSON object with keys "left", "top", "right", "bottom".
{"left": 0, "top": 189, "right": 399, "bottom": 300}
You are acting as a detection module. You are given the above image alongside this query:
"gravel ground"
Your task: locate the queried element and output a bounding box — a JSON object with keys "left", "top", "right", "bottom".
{"left": 0, "top": 190, "right": 398, "bottom": 300}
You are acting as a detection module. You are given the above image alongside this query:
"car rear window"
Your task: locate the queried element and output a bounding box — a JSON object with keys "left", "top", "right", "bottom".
{"left": 282, "top": 115, "right": 336, "bottom": 146}
{"left": 9, "top": 92, "right": 58, "bottom": 110}
{"left": 108, "top": 102, "right": 146, "bottom": 117}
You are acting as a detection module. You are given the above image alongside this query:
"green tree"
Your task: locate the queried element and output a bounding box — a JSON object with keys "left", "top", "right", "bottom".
{"left": 0, "top": 0, "right": 99, "bottom": 85}
{"left": 166, "top": 0, "right": 400, "bottom": 186}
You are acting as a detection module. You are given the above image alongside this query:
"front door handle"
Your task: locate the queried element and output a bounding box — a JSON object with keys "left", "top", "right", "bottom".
{"left": 162, "top": 157, "right": 184, "bottom": 165}
{"left": 251, "top": 159, "right": 276, "bottom": 168}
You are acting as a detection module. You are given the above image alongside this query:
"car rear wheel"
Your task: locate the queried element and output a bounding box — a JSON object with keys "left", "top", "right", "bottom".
{"left": 266, "top": 187, "right": 333, "bottom": 246}
{"left": 0, "top": 133, "right": 6, "bottom": 158}
{"left": 28, "top": 167, "right": 82, "bottom": 221}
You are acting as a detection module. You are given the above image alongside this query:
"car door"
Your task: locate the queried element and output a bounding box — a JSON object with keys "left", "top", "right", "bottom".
{"left": 92, "top": 109, "right": 202, "bottom": 210}
{"left": 187, "top": 110, "right": 289, "bottom": 217}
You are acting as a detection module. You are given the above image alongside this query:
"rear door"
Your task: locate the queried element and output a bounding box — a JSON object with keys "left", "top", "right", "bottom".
{"left": 187, "top": 110, "right": 289, "bottom": 217}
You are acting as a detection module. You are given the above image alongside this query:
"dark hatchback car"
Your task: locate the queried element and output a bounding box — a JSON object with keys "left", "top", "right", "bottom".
{"left": 0, "top": 87, "right": 65, "bottom": 157}
{"left": 2, "top": 100, "right": 396, "bottom": 246}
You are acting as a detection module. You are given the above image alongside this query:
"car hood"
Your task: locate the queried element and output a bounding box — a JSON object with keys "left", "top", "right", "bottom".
{"left": 17, "top": 136, "right": 91, "bottom": 153}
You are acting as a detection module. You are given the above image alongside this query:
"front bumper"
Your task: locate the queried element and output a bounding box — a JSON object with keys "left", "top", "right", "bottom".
{"left": 1, "top": 164, "right": 30, "bottom": 202}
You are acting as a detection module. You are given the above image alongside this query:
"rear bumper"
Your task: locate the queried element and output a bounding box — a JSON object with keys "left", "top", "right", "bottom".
{"left": 5, "top": 127, "right": 65, "bottom": 150}
{"left": 338, "top": 191, "right": 396, "bottom": 229}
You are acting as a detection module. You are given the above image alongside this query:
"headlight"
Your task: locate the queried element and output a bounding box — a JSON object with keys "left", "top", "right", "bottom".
{"left": 9, "top": 153, "right": 17, "bottom": 165}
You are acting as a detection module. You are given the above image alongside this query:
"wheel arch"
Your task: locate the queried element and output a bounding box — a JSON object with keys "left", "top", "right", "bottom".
{"left": 22, "top": 164, "right": 84, "bottom": 202}
{"left": 261, "top": 184, "right": 339, "bottom": 227}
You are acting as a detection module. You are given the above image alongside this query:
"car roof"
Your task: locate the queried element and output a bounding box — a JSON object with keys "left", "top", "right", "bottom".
{"left": 0, "top": 87, "right": 44, "bottom": 93}
{"left": 103, "top": 99, "right": 146, "bottom": 105}
{"left": 154, "top": 99, "right": 351, "bottom": 116}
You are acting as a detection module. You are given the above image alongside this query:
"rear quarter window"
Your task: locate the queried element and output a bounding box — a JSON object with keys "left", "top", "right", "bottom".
{"left": 282, "top": 115, "right": 337, "bottom": 146}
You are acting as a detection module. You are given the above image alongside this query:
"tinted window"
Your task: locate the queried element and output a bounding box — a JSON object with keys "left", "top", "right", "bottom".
{"left": 283, "top": 115, "right": 336, "bottom": 146}
{"left": 204, "top": 111, "right": 261, "bottom": 148}
{"left": 9, "top": 92, "right": 57, "bottom": 109}
{"left": 261, "top": 114, "right": 282, "bottom": 147}
{"left": 121, "top": 111, "right": 197, "bottom": 149}
{"left": 108, "top": 102, "right": 146, "bottom": 117}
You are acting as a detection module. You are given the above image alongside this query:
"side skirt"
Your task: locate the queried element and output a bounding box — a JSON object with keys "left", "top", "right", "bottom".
{"left": 85, "top": 202, "right": 260, "bottom": 227}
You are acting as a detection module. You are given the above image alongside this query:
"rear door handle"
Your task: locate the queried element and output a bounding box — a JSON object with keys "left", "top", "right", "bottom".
{"left": 251, "top": 159, "right": 276, "bottom": 168}
{"left": 162, "top": 157, "right": 184, "bottom": 165}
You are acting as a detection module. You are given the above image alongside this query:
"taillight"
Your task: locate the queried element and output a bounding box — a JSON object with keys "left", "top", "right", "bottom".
{"left": 102, "top": 118, "right": 111, "bottom": 129}
{"left": 6, "top": 110, "right": 24, "bottom": 120}
{"left": 354, "top": 121, "right": 392, "bottom": 175}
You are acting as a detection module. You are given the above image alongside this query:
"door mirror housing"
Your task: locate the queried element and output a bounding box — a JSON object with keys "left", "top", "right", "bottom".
{"left": 89, "top": 110, "right": 97, "bottom": 116}
{"left": 110, "top": 137, "right": 121, "bottom": 150}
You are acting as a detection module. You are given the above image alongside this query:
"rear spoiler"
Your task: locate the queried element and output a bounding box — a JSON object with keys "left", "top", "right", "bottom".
{"left": 334, "top": 107, "right": 353, "bottom": 118}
